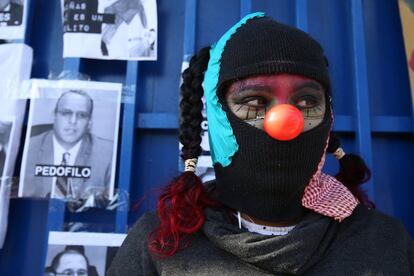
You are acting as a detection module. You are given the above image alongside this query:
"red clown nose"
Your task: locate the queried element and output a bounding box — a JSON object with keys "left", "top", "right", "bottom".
{"left": 263, "top": 104, "right": 304, "bottom": 141}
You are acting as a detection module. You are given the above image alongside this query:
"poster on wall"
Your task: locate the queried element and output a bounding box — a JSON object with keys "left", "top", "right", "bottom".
{"left": 0, "top": 0, "right": 28, "bottom": 40}
{"left": 179, "top": 61, "right": 215, "bottom": 183}
{"left": 44, "top": 231, "right": 126, "bottom": 276}
{"left": 399, "top": 0, "right": 414, "bottom": 110}
{"left": 0, "top": 118, "right": 14, "bottom": 180}
{"left": 61, "top": 0, "right": 157, "bottom": 61}
{"left": 18, "top": 80, "right": 122, "bottom": 201}
{"left": 0, "top": 43, "right": 32, "bottom": 249}
{"left": 0, "top": 43, "right": 32, "bottom": 79}
{"left": 0, "top": 116, "right": 15, "bottom": 248}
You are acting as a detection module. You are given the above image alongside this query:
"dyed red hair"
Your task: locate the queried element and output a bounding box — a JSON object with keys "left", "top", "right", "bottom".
{"left": 148, "top": 172, "right": 219, "bottom": 257}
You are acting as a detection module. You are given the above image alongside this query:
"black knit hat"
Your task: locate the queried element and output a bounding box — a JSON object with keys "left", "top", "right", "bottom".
{"left": 217, "top": 16, "right": 330, "bottom": 93}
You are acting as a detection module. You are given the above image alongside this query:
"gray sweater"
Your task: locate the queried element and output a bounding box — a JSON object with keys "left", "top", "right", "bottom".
{"left": 107, "top": 205, "right": 414, "bottom": 275}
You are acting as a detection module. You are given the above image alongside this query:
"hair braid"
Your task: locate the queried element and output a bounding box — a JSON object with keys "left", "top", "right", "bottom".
{"left": 149, "top": 47, "right": 220, "bottom": 257}
{"left": 179, "top": 47, "right": 210, "bottom": 160}
{"left": 327, "top": 133, "right": 375, "bottom": 209}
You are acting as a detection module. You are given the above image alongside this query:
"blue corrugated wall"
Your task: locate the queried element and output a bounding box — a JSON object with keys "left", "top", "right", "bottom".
{"left": 0, "top": 0, "right": 413, "bottom": 275}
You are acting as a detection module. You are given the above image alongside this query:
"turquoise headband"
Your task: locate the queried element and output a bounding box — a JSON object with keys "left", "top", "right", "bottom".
{"left": 204, "top": 12, "right": 265, "bottom": 167}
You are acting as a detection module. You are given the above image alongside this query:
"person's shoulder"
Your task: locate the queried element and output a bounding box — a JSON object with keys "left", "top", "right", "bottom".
{"left": 332, "top": 204, "right": 414, "bottom": 272}
{"left": 117, "top": 211, "right": 159, "bottom": 251}
{"left": 29, "top": 130, "right": 52, "bottom": 146}
{"left": 107, "top": 211, "right": 159, "bottom": 276}
{"left": 129, "top": 211, "right": 159, "bottom": 238}
{"left": 355, "top": 204, "right": 407, "bottom": 229}
{"left": 346, "top": 204, "right": 413, "bottom": 243}
{"left": 82, "top": 133, "right": 113, "bottom": 166}
{"left": 88, "top": 133, "right": 113, "bottom": 150}
{"left": 31, "top": 129, "right": 50, "bottom": 139}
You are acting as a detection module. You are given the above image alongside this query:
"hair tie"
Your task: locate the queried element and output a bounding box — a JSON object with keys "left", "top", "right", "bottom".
{"left": 333, "top": 147, "right": 346, "bottom": 160}
{"left": 184, "top": 158, "right": 198, "bottom": 172}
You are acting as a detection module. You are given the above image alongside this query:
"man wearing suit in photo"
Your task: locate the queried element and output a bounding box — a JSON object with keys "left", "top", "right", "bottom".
{"left": 0, "top": 0, "right": 23, "bottom": 26}
{"left": 22, "top": 90, "right": 113, "bottom": 200}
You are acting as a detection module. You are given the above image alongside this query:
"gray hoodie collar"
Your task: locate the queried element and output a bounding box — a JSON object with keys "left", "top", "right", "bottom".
{"left": 202, "top": 208, "right": 340, "bottom": 275}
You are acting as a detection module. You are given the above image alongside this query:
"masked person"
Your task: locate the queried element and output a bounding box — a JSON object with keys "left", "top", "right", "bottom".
{"left": 108, "top": 13, "right": 414, "bottom": 276}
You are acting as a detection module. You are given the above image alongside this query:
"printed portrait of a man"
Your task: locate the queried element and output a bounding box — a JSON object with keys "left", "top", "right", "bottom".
{"left": 44, "top": 246, "right": 99, "bottom": 276}
{"left": 19, "top": 81, "right": 121, "bottom": 200}
{"left": 44, "top": 232, "right": 126, "bottom": 276}
{"left": 0, "top": 0, "right": 23, "bottom": 26}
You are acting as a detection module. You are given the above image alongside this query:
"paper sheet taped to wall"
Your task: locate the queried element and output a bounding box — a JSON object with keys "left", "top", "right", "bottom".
{"left": 61, "top": 0, "right": 157, "bottom": 61}
{"left": 45, "top": 232, "right": 126, "bottom": 276}
{"left": 0, "top": 0, "right": 28, "bottom": 40}
{"left": 398, "top": 0, "right": 414, "bottom": 110}
{"left": 0, "top": 43, "right": 32, "bottom": 249}
{"left": 19, "top": 80, "right": 122, "bottom": 202}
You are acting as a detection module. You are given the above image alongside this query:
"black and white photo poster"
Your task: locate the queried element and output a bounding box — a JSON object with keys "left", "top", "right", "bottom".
{"left": 0, "top": 118, "right": 14, "bottom": 182}
{"left": 0, "top": 0, "right": 27, "bottom": 40}
{"left": 62, "top": 0, "right": 157, "bottom": 61}
{"left": 0, "top": 97, "right": 28, "bottom": 249}
{"left": 0, "top": 43, "right": 31, "bottom": 249}
{"left": 19, "top": 80, "right": 122, "bottom": 201}
{"left": 0, "top": 106, "right": 25, "bottom": 188}
{"left": 45, "top": 232, "right": 126, "bottom": 276}
{"left": 0, "top": 117, "right": 15, "bottom": 248}
{"left": 0, "top": 43, "right": 32, "bottom": 81}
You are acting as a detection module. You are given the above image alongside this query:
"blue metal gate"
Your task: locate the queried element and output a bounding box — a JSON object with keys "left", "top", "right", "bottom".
{"left": 0, "top": 0, "right": 413, "bottom": 275}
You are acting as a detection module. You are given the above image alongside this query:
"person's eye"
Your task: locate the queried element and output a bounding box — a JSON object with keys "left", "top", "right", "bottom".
{"left": 237, "top": 96, "right": 269, "bottom": 108}
{"left": 293, "top": 95, "right": 319, "bottom": 109}
{"left": 61, "top": 110, "right": 73, "bottom": 117}
{"left": 77, "top": 112, "right": 89, "bottom": 119}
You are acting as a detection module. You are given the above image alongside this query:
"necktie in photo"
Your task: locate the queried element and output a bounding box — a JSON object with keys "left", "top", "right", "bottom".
{"left": 55, "top": 152, "right": 70, "bottom": 198}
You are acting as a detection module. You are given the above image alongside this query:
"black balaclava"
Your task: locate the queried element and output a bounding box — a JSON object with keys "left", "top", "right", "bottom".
{"left": 207, "top": 14, "right": 332, "bottom": 222}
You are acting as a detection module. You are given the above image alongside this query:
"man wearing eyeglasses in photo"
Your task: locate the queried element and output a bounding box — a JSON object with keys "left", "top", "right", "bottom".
{"left": 44, "top": 246, "right": 99, "bottom": 276}
{"left": 22, "top": 90, "right": 113, "bottom": 200}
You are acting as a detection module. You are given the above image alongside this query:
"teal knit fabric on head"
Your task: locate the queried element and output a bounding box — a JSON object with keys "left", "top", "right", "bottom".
{"left": 204, "top": 12, "right": 265, "bottom": 167}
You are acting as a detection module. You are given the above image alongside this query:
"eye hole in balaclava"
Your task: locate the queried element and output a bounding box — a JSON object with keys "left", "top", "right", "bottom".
{"left": 224, "top": 74, "right": 326, "bottom": 132}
